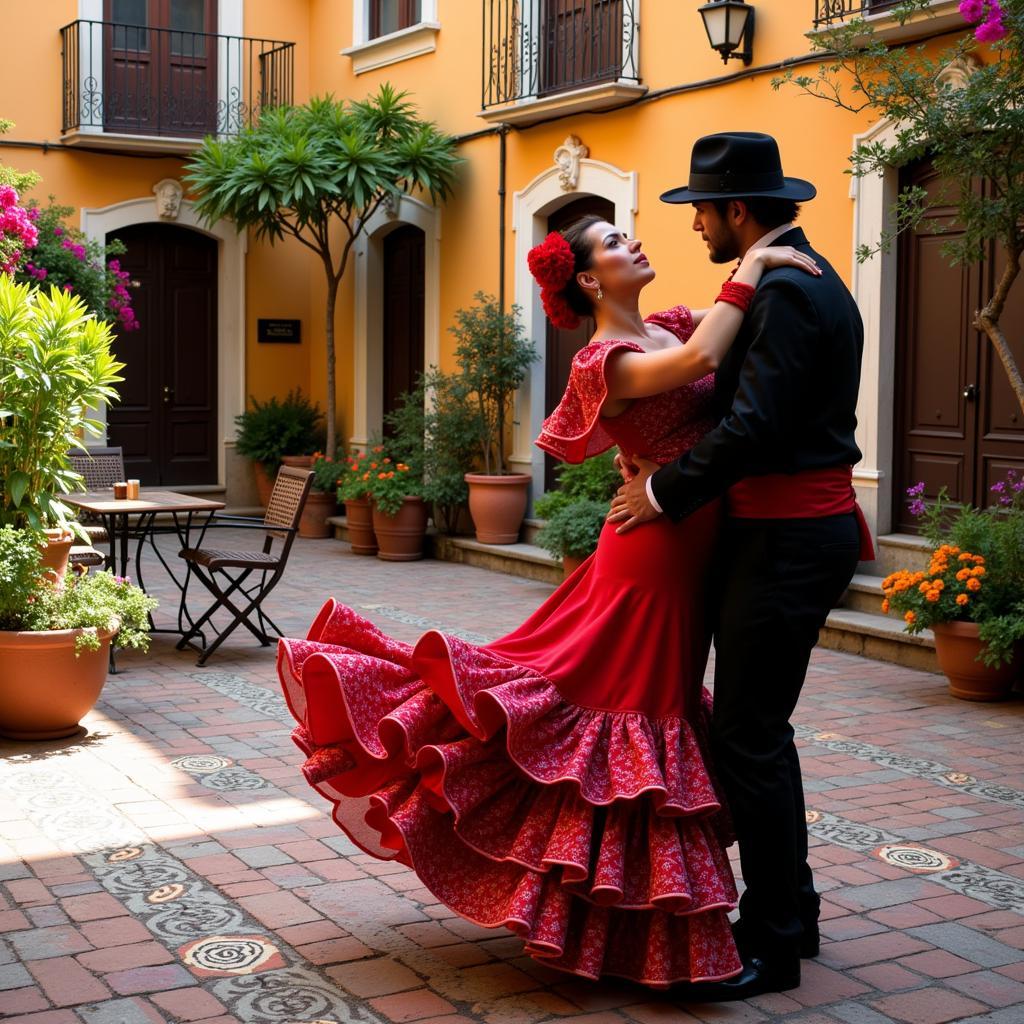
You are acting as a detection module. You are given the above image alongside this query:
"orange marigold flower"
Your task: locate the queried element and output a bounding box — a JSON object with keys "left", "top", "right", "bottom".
{"left": 973, "top": 555, "right": 985, "bottom": 565}
{"left": 881, "top": 599, "right": 890, "bottom": 613}
{"left": 956, "top": 568, "right": 971, "bottom": 581}
{"left": 383, "top": 457, "right": 391, "bottom": 464}
{"left": 959, "top": 553, "right": 973, "bottom": 562}
{"left": 905, "top": 611, "right": 916, "bottom": 624}
{"left": 967, "top": 577, "right": 981, "bottom": 591}
{"left": 926, "top": 591, "right": 940, "bottom": 602}
{"left": 972, "top": 566, "right": 986, "bottom": 577}
{"left": 387, "top": 471, "right": 394, "bottom": 478}
{"left": 933, "top": 579, "right": 945, "bottom": 590}
{"left": 919, "top": 581, "right": 932, "bottom": 593}
{"left": 378, "top": 472, "right": 387, "bottom": 479}
{"left": 361, "top": 472, "right": 369, "bottom": 480}
{"left": 956, "top": 594, "right": 969, "bottom": 606}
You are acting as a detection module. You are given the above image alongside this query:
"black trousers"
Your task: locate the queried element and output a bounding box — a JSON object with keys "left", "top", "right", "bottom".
{"left": 711, "top": 513, "right": 861, "bottom": 960}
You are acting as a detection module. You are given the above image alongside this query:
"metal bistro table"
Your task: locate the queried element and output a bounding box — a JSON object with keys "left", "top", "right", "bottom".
{"left": 64, "top": 488, "right": 225, "bottom": 642}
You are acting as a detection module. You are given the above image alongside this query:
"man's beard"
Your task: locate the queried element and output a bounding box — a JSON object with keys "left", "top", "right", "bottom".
{"left": 707, "top": 233, "right": 741, "bottom": 264}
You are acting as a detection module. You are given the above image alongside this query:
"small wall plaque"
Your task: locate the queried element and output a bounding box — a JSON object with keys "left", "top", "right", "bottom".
{"left": 257, "top": 318, "right": 301, "bottom": 344}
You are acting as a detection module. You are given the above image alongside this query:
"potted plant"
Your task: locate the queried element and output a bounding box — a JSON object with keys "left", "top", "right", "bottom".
{"left": 0, "top": 277, "right": 124, "bottom": 580}
{"left": 882, "top": 474, "right": 1024, "bottom": 701}
{"left": 449, "top": 293, "right": 537, "bottom": 544}
{"left": 301, "top": 452, "right": 343, "bottom": 539}
{"left": 366, "top": 452, "right": 428, "bottom": 562}
{"left": 0, "top": 526, "right": 157, "bottom": 739}
{"left": 234, "top": 389, "right": 325, "bottom": 506}
{"left": 337, "top": 451, "right": 378, "bottom": 555}
{"left": 534, "top": 451, "right": 621, "bottom": 575}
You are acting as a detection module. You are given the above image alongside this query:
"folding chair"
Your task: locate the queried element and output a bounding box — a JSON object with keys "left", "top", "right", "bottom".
{"left": 67, "top": 446, "right": 126, "bottom": 549}
{"left": 175, "top": 466, "right": 313, "bottom": 666}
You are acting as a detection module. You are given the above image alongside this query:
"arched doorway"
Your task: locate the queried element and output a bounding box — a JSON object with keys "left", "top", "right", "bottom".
{"left": 106, "top": 222, "right": 218, "bottom": 486}
{"left": 893, "top": 157, "right": 1024, "bottom": 529}
{"left": 382, "top": 224, "right": 426, "bottom": 431}
{"left": 543, "top": 195, "right": 615, "bottom": 488}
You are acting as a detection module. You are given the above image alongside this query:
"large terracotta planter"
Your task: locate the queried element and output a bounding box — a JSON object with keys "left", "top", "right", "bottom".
{"left": 345, "top": 498, "right": 378, "bottom": 555}
{"left": 372, "top": 497, "right": 428, "bottom": 562}
{"left": 562, "top": 554, "right": 587, "bottom": 578}
{"left": 464, "top": 473, "right": 532, "bottom": 544}
{"left": 0, "top": 625, "right": 117, "bottom": 739}
{"left": 281, "top": 454, "right": 315, "bottom": 468}
{"left": 253, "top": 462, "right": 275, "bottom": 507}
{"left": 932, "top": 621, "right": 1021, "bottom": 702}
{"left": 299, "top": 490, "right": 337, "bottom": 539}
{"left": 39, "top": 528, "right": 75, "bottom": 586}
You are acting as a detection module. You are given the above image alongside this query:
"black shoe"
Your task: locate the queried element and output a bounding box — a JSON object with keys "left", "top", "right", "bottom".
{"left": 732, "top": 918, "right": 820, "bottom": 959}
{"left": 680, "top": 955, "right": 801, "bottom": 1003}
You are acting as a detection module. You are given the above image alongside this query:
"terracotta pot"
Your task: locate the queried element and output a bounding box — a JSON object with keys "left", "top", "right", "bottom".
{"left": 345, "top": 498, "right": 378, "bottom": 555}
{"left": 281, "top": 454, "right": 315, "bottom": 468}
{"left": 299, "top": 490, "right": 337, "bottom": 539}
{"left": 0, "top": 625, "right": 117, "bottom": 740}
{"left": 932, "top": 621, "right": 1021, "bottom": 702}
{"left": 39, "top": 528, "right": 75, "bottom": 587}
{"left": 372, "top": 497, "right": 428, "bottom": 562}
{"left": 562, "top": 554, "right": 587, "bottom": 578}
{"left": 464, "top": 473, "right": 532, "bottom": 544}
{"left": 253, "top": 462, "right": 275, "bottom": 507}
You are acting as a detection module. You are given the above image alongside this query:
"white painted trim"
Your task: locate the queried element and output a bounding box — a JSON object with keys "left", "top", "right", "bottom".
{"left": 849, "top": 117, "right": 902, "bottom": 541}
{"left": 350, "top": 196, "right": 442, "bottom": 451}
{"left": 80, "top": 196, "right": 248, "bottom": 491}
{"left": 342, "top": 22, "right": 440, "bottom": 74}
{"left": 511, "top": 158, "right": 639, "bottom": 496}
{"left": 348, "top": 0, "right": 438, "bottom": 48}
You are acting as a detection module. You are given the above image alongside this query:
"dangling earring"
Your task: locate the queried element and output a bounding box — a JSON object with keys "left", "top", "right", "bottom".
{"left": 596, "top": 285, "right": 604, "bottom": 301}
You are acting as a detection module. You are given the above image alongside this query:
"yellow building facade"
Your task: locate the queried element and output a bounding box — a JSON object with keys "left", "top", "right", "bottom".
{"left": 2, "top": 0, "right": 1020, "bottom": 541}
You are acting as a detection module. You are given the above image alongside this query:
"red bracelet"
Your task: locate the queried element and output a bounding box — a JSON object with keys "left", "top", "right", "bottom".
{"left": 716, "top": 279, "right": 756, "bottom": 313}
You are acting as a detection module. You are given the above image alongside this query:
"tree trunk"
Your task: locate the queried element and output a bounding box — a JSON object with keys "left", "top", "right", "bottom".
{"left": 325, "top": 277, "right": 338, "bottom": 457}
{"left": 975, "top": 244, "right": 1024, "bottom": 418}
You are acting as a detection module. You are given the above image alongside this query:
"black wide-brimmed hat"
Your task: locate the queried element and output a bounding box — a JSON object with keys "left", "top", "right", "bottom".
{"left": 660, "top": 132, "right": 816, "bottom": 205}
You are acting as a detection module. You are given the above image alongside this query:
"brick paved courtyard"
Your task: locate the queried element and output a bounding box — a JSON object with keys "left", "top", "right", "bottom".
{"left": 1, "top": 531, "right": 1022, "bottom": 1024}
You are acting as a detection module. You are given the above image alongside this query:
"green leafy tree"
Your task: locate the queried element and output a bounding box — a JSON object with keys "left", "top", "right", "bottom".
{"left": 184, "top": 86, "right": 460, "bottom": 455}
{"left": 775, "top": 0, "right": 1024, "bottom": 411}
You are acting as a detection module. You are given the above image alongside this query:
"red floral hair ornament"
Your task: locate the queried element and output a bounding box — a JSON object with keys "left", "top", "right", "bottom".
{"left": 541, "top": 286, "right": 581, "bottom": 331}
{"left": 528, "top": 231, "right": 575, "bottom": 290}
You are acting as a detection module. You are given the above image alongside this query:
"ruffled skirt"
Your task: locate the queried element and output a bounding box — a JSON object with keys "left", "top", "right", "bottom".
{"left": 278, "top": 503, "right": 741, "bottom": 987}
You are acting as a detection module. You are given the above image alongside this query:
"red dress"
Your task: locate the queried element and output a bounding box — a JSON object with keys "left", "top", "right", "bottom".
{"left": 278, "top": 306, "right": 742, "bottom": 987}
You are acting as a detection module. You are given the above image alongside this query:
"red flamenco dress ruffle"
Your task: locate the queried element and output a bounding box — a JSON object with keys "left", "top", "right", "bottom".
{"left": 278, "top": 534, "right": 742, "bottom": 988}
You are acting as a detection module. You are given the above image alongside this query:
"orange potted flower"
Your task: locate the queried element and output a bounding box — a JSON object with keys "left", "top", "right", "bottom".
{"left": 365, "top": 453, "right": 428, "bottom": 561}
{"left": 337, "top": 450, "right": 378, "bottom": 555}
{"left": 883, "top": 477, "right": 1024, "bottom": 701}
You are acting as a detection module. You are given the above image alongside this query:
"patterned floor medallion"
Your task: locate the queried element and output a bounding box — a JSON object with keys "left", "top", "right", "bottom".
{"left": 171, "top": 754, "right": 233, "bottom": 774}
{"left": 944, "top": 771, "right": 976, "bottom": 785}
{"left": 107, "top": 846, "right": 143, "bottom": 863}
{"left": 180, "top": 935, "right": 285, "bottom": 977}
{"left": 874, "top": 844, "right": 959, "bottom": 873}
{"left": 805, "top": 810, "right": 823, "bottom": 824}
{"left": 147, "top": 883, "right": 187, "bottom": 904}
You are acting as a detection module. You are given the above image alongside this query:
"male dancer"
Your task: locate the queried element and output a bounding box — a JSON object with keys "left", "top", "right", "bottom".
{"left": 610, "top": 132, "right": 872, "bottom": 1000}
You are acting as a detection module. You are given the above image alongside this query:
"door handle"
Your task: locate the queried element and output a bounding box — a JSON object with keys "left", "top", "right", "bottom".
{"left": 962, "top": 384, "right": 977, "bottom": 401}
{"left": 162, "top": 385, "right": 174, "bottom": 404}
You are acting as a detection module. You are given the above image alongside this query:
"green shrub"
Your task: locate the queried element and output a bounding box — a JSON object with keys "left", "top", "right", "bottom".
{"left": 534, "top": 450, "right": 620, "bottom": 560}
{"left": 234, "top": 389, "right": 325, "bottom": 472}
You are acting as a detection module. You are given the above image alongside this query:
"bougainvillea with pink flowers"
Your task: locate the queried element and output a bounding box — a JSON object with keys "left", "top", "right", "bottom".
{"left": 960, "top": 0, "right": 1008, "bottom": 41}
{"left": 0, "top": 185, "right": 38, "bottom": 277}
{"left": 12, "top": 200, "right": 139, "bottom": 332}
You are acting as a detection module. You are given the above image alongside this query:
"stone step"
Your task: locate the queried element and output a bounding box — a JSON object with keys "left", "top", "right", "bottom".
{"left": 844, "top": 572, "right": 891, "bottom": 616}
{"left": 819, "top": 607, "right": 938, "bottom": 674}
{"left": 875, "top": 531, "right": 932, "bottom": 575}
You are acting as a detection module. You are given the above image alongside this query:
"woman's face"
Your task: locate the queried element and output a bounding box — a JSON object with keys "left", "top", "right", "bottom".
{"left": 578, "top": 221, "right": 655, "bottom": 300}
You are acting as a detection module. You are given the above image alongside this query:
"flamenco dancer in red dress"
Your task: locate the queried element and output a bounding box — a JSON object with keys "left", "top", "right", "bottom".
{"left": 276, "top": 212, "right": 820, "bottom": 987}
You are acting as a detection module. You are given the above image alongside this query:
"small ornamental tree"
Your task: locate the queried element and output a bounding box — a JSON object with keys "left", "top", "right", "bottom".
{"left": 184, "top": 87, "right": 461, "bottom": 455}
{"left": 775, "top": 0, "right": 1024, "bottom": 412}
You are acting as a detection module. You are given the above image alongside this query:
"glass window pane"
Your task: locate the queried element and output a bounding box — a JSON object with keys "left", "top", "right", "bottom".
{"left": 111, "top": 0, "right": 148, "bottom": 50}
{"left": 370, "top": 0, "right": 421, "bottom": 39}
{"left": 170, "top": 0, "right": 206, "bottom": 56}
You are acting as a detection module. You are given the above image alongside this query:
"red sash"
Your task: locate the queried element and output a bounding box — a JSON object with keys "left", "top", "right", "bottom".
{"left": 727, "top": 466, "right": 875, "bottom": 561}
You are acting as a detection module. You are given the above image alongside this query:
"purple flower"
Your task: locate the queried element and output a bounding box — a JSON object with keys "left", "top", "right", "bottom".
{"left": 960, "top": 0, "right": 985, "bottom": 19}
{"left": 909, "top": 499, "right": 927, "bottom": 517}
{"left": 906, "top": 481, "right": 926, "bottom": 499}
{"left": 976, "top": 14, "right": 1007, "bottom": 41}
{"left": 53, "top": 226, "right": 63, "bottom": 236}
{"left": 992, "top": 481, "right": 1006, "bottom": 493}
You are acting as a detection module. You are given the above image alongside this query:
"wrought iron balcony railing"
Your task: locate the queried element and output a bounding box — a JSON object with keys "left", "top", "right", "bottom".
{"left": 813, "top": 0, "right": 902, "bottom": 27}
{"left": 61, "top": 19, "right": 294, "bottom": 139}
{"left": 482, "top": 0, "right": 639, "bottom": 110}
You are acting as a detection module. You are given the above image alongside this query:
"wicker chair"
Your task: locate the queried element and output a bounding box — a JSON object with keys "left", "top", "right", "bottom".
{"left": 176, "top": 466, "right": 313, "bottom": 666}
{"left": 67, "top": 446, "right": 126, "bottom": 547}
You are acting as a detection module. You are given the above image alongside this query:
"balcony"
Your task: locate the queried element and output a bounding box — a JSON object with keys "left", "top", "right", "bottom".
{"left": 60, "top": 19, "right": 295, "bottom": 153}
{"left": 811, "top": 0, "right": 968, "bottom": 43}
{"left": 479, "top": 0, "right": 645, "bottom": 127}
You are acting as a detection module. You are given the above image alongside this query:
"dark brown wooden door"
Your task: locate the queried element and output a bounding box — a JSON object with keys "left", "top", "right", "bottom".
{"left": 540, "top": 0, "right": 622, "bottom": 97}
{"left": 104, "top": 0, "right": 217, "bottom": 136}
{"left": 382, "top": 225, "right": 425, "bottom": 432}
{"left": 893, "top": 158, "right": 1024, "bottom": 529}
{"left": 544, "top": 196, "right": 615, "bottom": 488}
{"left": 107, "top": 224, "right": 218, "bottom": 486}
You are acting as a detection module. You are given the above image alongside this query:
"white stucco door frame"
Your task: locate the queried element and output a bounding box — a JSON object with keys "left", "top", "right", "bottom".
{"left": 511, "top": 158, "right": 638, "bottom": 495}
{"left": 80, "top": 197, "right": 247, "bottom": 490}
{"left": 350, "top": 195, "right": 442, "bottom": 450}
{"left": 849, "top": 117, "right": 902, "bottom": 540}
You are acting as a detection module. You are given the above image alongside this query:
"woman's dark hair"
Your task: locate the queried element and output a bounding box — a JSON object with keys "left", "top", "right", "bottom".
{"left": 711, "top": 196, "right": 800, "bottom": 230}
{"left": 559, "top": 214, "right": 606, "bottom": 319}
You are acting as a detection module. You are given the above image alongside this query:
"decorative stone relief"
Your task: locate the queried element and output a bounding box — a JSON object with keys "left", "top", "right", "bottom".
{"left": 153, "top": 178, "right": 184, "bottom": 220}
{"left": 554, "top": 135, "right": 589, "bottom": 192}
{"left": 935, "top": 54, "right": 982, "bottom": 92}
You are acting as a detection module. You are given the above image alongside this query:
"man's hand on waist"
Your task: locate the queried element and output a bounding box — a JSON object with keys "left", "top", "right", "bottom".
{"left": 607, "top": 457, "right": 662, "bottom": 534}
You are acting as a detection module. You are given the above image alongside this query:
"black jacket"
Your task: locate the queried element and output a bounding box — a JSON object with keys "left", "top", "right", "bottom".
{"left": 650, "top": 227, "right": 864, "bottom": 521}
